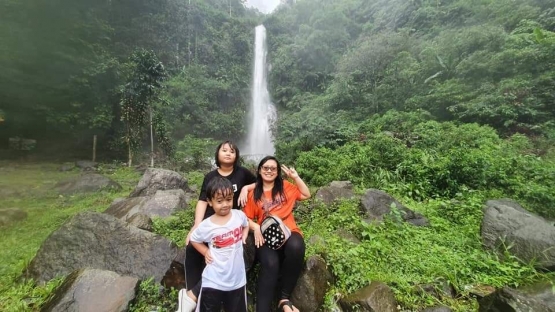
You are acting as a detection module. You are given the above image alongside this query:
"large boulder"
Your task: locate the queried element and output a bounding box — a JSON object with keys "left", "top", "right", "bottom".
{"left": 130, "top": 168, "right": 190, "bottom": 197}
{"left": 127, "top": 213, "right": 153, "bottom": 231}
{"left": 291, "top": 255, "right": 333, "bottom": 312}
{"left": 104, "top": 196, "right": 149, "bottom": 218}
{"left": 315, "top": 181, "right": 357, "bottom": 205}
{"left": 24, "top": 212, "right": 178, "bottom": 284}
{"left": 339, "top": 281, "right": 398, "bottom": 312}
{"left": 41, "top": 268, "right": 139, "bottom": 312}
{"left": 481, "top": 199, "right": 555, "bottom": 270}
{"left": 55, "top": 173, "right": 122, "bottom": 195}
{"left": 359, "top": 189, "right": 429, "bottom": 226}
{"left": 478, "top": 278, "right": 555, "bottom": 312}
{"left": 105, "top": 189, "right": 190, "bottom": 220}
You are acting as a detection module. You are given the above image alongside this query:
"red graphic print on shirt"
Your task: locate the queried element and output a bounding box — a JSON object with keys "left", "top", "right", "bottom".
{"left": 211, "top": 225, "right": 243, "bottom": 248}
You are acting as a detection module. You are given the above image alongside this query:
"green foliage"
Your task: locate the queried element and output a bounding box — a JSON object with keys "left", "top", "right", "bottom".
{"left": 120, "top": 49, "right": 168, "bottom": 165}
{"left": 129, "top": 278, "right": 177, "bottom": 312}
{"left": 174, "top": 135, "right": 218, "bottom": 171}
{"left": 301, "top": 195, "right": 541, "bottom": 311}
{"left": 0, "top": 278, "right": 64, "bottom": 312}
{"left": 268, "top": 0, "right": 555, "bottom": 164}
{"left": 152, "top": 208, "right": 195, "bottom": 247}
{"left": 295, "top": 119, "right": 555, "bottom": 218}
{"left": 161, "top": 64, "right": 249, "bottom": 141}
{"left": 0, "top": 0, "right": 257, "bottom": 156}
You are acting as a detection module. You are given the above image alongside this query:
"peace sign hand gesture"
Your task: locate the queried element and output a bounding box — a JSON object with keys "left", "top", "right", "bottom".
{"left": 281, "top": 165, "right": 299, "bottom": 180}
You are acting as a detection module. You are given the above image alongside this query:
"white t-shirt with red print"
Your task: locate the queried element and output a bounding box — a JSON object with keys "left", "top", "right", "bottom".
{"left": 190, "top": 209, "right": 248, "bottom": 291}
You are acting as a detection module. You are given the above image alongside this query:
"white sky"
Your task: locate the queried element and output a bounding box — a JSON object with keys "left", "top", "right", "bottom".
{"left": 245, "top": 0, "right": 280, "bottom": 14}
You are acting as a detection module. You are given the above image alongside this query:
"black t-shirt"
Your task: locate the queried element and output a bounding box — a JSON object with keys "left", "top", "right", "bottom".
{"left": 199, "top": 166, "right": 256, "bottom": 219}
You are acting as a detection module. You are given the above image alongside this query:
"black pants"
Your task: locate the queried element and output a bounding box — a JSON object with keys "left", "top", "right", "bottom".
{"left": 255, "top": 232, "right": 305, "bottom": 312}
{"left": 198, "top": 285, "right": 247, "bottom": 312}
{"left": 185, "top": 243, "right": 205, "bottom": 297}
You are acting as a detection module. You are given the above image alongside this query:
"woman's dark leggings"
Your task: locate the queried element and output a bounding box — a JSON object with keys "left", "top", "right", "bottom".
{"left": 255, "top": 232, "right": 305, "bottom": 312}
{"left": 185, "top": 243, "right": 205, "bottom": 297}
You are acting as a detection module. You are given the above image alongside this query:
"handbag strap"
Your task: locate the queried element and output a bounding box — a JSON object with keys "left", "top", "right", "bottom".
{"left": 262, "top": 198, "right": 270, "bottom": 218}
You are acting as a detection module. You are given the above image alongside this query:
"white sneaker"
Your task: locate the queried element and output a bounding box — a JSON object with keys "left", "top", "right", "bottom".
{"left": 176, "top": 289, "right": 197, "bottom": 312}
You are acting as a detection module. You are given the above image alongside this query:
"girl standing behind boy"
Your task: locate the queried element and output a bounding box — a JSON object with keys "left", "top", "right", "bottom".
{"left": 178, "top": 177, "right": 249, "bottom": 312}
{"left": 179, "top": 141, "right": 255, "bottom": 311}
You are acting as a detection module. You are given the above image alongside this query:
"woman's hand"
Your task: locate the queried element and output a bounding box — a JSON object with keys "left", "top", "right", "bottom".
{"left": 281, "top": 165, "right": 299, "bottom": 180}
{"left": 254, "top": 227, "right": 265, "bottom": 248}
{"left": 238, "top": 187, "right": 249, "bottom": 207}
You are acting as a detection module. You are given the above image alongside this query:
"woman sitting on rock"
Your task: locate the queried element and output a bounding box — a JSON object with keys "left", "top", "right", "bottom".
{"left": 243, "top": 156, "right": 311, "bottom": 312}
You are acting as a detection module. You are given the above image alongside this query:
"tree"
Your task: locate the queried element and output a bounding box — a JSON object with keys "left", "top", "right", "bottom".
{"left": 120, "top": 49, "right": 167, "bottom": 167}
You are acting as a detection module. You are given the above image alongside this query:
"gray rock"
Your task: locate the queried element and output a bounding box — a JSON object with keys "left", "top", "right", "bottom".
{"left": 478, "top": 278, "right": 555, "bottom": 312}
{"left": 41, "top": 269, "right": 139, "bottom": 312}
{"left": 24, "top": 212, "right": 178, "bottom": 284}
{"left": 105, "top": 189, "right": 190, "bottom": 220}
{"left": 360, "top": 189, "right": 429, "bottom": 226}
{"left": 75, "top": 160, "right": 97, "bottom": 170}
{"left": 0, "top": 208, "right": 27, "bottom": 226}
{"left": 130, "top": 168, "right": 190, "bottom": 197}
{"left": 127, "top": 213, "right": 153, "bottom": 231}
{"left": 59, "top": 164, "right": 75, "bottom": 172}
{"left": 308, "top": 235, "right": 326, "bottom": 247}
{"left": 485, "top": 199, "right": 530, "bottom": 214}
{"left": 335, "top": 228, "right": 361, "bottom": 245}
{"left": 139, "top": 189, "right": 190, "bottom": 218}
{"left": 481, "top": 199, "right": 555, "bottom": 270}
{"left": 414, "top": 278, "right": 455, "bottom": 300}
{"left": 291, "top": 255, "right": 333, "bottom": 312}
{"left": 339, "top": 281, "right": 398, "bottom": 312}
{"left": 55, "top": 173, "right": 122, "bottom": 195}
{"left": 315, "top": 181, "right": 357, "bottom": 205}
{"left": 111, "top": 197, "right": 126, "bottom": 205}
{"left": 104, "top": 196, "right": 149, "bottom": 219}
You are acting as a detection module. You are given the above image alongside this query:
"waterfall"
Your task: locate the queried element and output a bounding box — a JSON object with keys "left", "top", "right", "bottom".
{"left": 242, "top": 25, "right": 276, "bottom": 162}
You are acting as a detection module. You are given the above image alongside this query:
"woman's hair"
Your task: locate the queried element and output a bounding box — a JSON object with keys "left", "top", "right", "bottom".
{"left": 253, "top": 156, "right": 286, "bottom": 204}
{"left": 206, "top": 177, "right": 234, "bottom": 200}
{"left": 214, "top": 140, "right": 240, "bottom": 168}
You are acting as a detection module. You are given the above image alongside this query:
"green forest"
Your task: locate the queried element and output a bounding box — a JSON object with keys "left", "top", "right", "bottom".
{"left": 1, "top": 0, "right": 555, "bottom": 311}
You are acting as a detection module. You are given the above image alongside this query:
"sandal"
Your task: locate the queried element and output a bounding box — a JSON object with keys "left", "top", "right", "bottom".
{"left": 278, "top": 300, "right": 298, "bottom": 312}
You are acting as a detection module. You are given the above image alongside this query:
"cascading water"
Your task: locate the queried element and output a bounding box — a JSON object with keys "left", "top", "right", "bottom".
{"left": 242, "top": 25, "right": 276, "bottom": 162}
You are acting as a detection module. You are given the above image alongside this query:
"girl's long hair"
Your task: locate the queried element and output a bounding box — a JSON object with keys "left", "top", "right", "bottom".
{"left": 253, "top": 156, "right": 286, "bottom": 204}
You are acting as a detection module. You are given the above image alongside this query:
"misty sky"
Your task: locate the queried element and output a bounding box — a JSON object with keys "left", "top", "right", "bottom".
{"left": 245, "top": 0, "right": 280, "bottom": 14}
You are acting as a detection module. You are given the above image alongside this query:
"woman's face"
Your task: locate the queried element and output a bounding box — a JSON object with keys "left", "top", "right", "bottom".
{"left": 218, "top": 143, "right": 236, "bottom": 166}
{"left": 259, "top": 159, "right": 279, "bottom": 183}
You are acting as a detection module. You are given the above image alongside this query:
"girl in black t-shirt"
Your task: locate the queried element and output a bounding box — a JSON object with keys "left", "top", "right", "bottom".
{"left": 176, "top": 141, "right": 256, "bottom": 312}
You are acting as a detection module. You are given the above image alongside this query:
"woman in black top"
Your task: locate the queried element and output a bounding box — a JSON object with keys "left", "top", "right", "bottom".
{"left": 177, "top": 140, "right": 256, "bottom": 312}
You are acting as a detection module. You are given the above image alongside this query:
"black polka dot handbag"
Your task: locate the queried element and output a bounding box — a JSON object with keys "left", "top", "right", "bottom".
{"left": 260, "top": 214, "right": 291, "bottom": 250}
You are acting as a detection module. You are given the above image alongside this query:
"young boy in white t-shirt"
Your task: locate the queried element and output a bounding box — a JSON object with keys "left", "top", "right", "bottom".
{"left": 177, "top": 177, "right": 249, "bottom": 312}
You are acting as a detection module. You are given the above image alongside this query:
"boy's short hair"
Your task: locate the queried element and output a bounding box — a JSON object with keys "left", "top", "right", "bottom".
{"left": 206, "top": 177, "right": 234, "bottom": 200}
